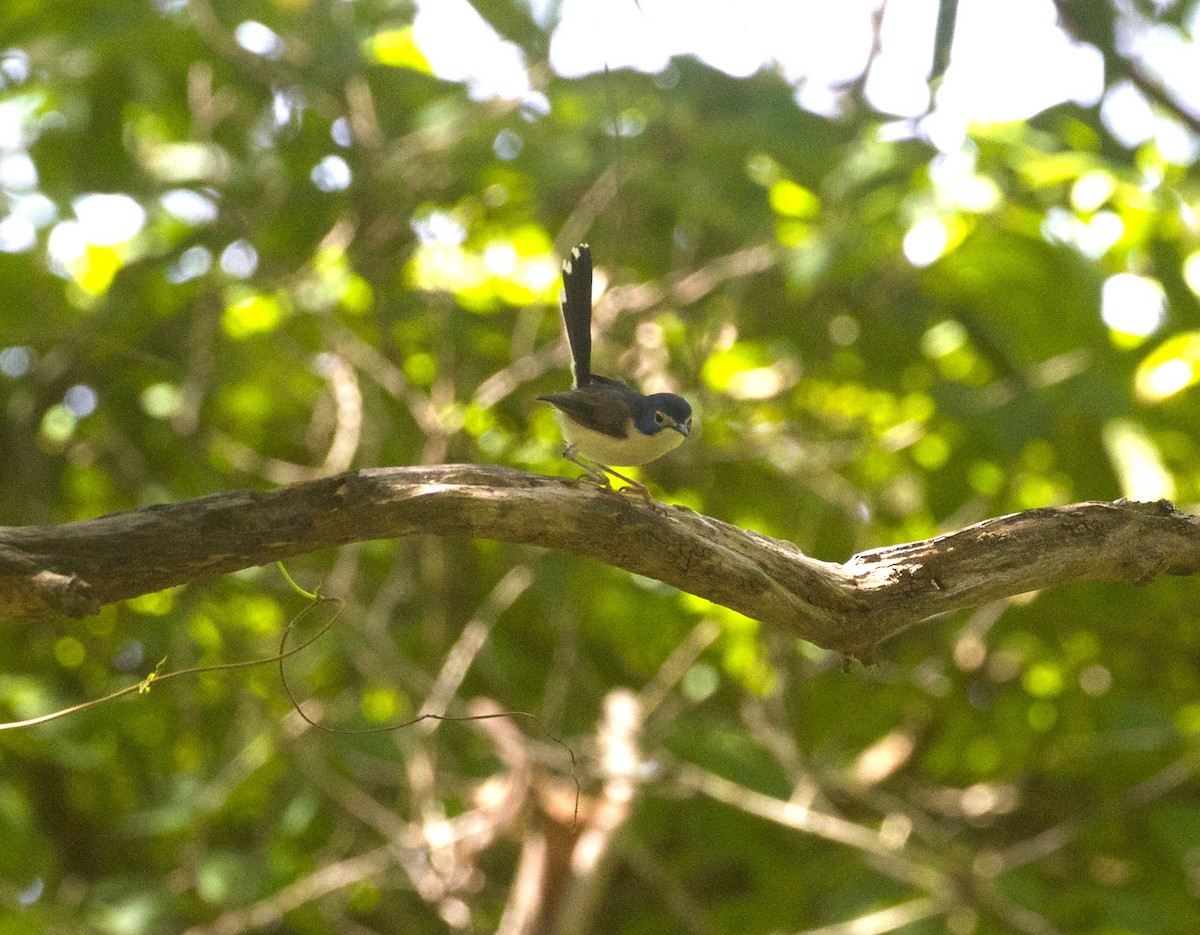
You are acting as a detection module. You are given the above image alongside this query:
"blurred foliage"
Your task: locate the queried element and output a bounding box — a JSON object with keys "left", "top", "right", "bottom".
{"left": 3, "top": 1, "right": 1200, "bottom": 934}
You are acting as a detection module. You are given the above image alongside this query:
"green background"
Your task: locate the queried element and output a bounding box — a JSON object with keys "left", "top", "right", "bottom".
{"left": 3, "top": 1, "right": 1200, "bottom": 933}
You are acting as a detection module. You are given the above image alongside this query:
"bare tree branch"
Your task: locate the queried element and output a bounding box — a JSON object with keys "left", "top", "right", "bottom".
{"left": 2, "top": 465, "right": 1198, "bottom": 656}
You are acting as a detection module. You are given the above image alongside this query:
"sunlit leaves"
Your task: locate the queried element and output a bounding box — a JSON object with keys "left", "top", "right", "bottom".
{"left": 126, "top": 589, "right": 178, "bottom": 617}
{"left": 919, "top": 319, "right": 991, "bottom": 384}
{"left": 140, "top": 382, "right": 182, "bottom": 419}
{"left": 1104, "top": 419, "right": 1175, "bottom": 500}
{"left": 221, "top": 290, "right": 289, "bottom": 338}
{"left": 767, "top": 179, "right": 820, "bottom": 218}
{"left": 1135, "top": 331, "right": 1200, "bottom": 401}
{"left": 5, "top": 3, "right": 1200, "bottom": 932}
{"left": 360, "top": 683, "right": 411, "bottom": 723}
{"left": 702, "top": 343, "right": 798, "bottom": 400}
{"left": 1101, "top": 272, "right": 1165, "bottom": 340}
{"left": 52, "top": 635, "right": 86, "bottom": 668}
{"left": 38, "top": 402, "right": 76, "bottom": 444}
{"left": 296, "top": 245, "right": 373, "bottom": 314}
{"left": 364, "top": 26, "right": 433, "bottom": 73}
{"left": 407, "top": 222, "right": 559, "bottom": 310}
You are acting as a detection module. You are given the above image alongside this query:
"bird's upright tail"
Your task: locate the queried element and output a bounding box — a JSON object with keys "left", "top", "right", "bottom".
{"left": 560, "top": 243, "right": 593, "bottom": 387}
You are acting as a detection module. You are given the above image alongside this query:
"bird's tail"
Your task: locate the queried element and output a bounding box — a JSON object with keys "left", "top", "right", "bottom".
{"left": 560, "top": 243, "right": 593, "bottom": 387}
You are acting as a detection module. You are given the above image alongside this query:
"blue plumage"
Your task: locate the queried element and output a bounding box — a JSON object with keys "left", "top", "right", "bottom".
{"left": 539, "top": 244, "right": 693, "bottom": 501}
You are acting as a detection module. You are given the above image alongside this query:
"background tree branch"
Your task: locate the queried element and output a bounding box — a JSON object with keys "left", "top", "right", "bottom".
{"left": 3, "top": 465, "right": 1198, "bottom": 656}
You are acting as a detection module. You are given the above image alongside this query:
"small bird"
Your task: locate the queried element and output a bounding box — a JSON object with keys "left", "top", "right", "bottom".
{"left": 539, "top": 243, "right": 693, "bottom": 502}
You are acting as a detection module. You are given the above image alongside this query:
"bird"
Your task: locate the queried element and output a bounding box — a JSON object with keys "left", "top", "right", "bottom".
{"left": 539, "top": 243, "right": 693, "bottom": 503}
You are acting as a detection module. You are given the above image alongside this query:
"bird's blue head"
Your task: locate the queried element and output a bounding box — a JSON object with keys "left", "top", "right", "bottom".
{"left": 633, "top": 392, "right": 693, "bottom": 438}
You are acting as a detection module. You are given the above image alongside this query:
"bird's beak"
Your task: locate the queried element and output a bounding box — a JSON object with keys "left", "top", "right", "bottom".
{"left": 673, "top": 422, "right": 690, "bottom": 437}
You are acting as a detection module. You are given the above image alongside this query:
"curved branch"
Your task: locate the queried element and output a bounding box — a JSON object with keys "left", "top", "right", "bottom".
{"left": 2, "top": 465, "right": 1198, "bottom": 655}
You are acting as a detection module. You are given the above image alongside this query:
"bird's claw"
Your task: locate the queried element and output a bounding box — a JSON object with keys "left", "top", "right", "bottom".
{"left": 616, "top": 484, "right": 664, "bottom": 511}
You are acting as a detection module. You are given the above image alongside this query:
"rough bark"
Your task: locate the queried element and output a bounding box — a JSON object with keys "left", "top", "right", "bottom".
{"left": 2, "top": 465, "right": 1197, "bottom": 656}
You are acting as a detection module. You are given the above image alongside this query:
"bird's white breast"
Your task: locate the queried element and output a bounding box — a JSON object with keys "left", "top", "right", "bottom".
{"left": 552, "top": 411, "right": 685, "bottom": 466}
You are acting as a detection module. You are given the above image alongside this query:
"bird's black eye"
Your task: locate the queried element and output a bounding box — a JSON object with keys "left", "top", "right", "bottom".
{"left": 685, "top": 417, "right": 692, "bottom": 428}
{"left": 654, "top": 411, "right": 666, "bottom": 425}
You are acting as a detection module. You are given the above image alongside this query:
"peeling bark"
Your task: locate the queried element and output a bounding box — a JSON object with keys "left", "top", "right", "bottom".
{"left": 2, "top": 465, "right": 1197, "bottom": 656}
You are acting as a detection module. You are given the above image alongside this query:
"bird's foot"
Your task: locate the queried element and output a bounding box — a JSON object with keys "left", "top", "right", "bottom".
{"left": 562, "top": 450, "right": 666, "bottom": 510}
{"left": 603, "top": 469, "right": 661, "bottom": 510}
{"left": 618, "top": 484, "right": 665, "bottom": 511}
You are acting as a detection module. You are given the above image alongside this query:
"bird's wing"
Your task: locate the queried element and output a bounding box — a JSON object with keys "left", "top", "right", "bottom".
{"left": 539, "top": 379, "right": 639, "bottom": 438}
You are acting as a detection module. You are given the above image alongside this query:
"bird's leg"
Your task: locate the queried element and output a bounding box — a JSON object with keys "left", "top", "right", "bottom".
{"left": 562, "top": 446, "right": 659, "bottom": 508}
{"left": 599, "top": 466, "right": 655, "bottom": 507}
{"left": 562, "top": 444, "right": 611, "bottom": 489}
